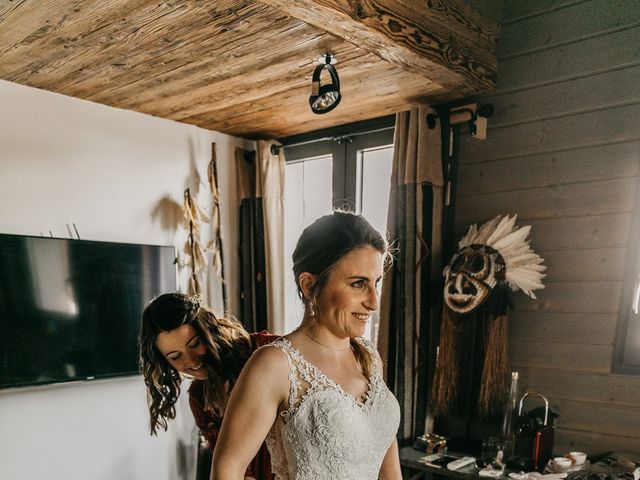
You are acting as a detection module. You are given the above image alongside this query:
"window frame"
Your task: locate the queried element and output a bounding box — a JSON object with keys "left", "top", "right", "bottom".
{"left": 280, "top": 116, "right": 396, "bottom": 340}
{"left": 613, "top": 176, "right": 640, "bottom": 375}
{"left": 281, "top": 116, "right": 395, "bottom": 210}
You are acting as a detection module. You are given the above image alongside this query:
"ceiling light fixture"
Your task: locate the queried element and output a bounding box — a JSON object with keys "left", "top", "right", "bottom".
{"left": 309, "top": 53, "right": 341, "bottom": 114}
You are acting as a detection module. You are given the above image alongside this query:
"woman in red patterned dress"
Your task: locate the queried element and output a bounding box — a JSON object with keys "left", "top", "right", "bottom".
{"left": 139, "top": 292, "right": 277, "bottom": 480}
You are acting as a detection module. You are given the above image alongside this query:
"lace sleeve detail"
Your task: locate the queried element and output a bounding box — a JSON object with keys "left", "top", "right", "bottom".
{"left": 263, "top": 340, "right": 299, "bottom": 421}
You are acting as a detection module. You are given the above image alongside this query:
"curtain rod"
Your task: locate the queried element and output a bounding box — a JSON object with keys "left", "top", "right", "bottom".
{"left": 426, "top": 103, "right": 494, "bottom": 134}
{"left": 270, "top": 125, "right": 395, "bottom": 155}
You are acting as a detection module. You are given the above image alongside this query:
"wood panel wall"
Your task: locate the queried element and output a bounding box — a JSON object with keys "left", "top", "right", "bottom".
{"left": 455, "top": 0, "right": 640, "bottom": 455}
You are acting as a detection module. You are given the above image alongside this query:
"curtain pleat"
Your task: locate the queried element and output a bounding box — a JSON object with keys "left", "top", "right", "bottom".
{"left": 379, "top": 106, "right": 443, "bottom": 443}
{"left": 256, "top": 141, "right": 285, "bottom": 335}
{"left": 235, "top": 143, "right": 285, "bottom": 334}
{"left": 236, "top": 148, "right": 267, "bottom": 333}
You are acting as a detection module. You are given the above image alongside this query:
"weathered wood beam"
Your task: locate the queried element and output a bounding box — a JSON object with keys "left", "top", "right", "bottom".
{"left": 254, "top": 0, "right": 498, "bottom": 93}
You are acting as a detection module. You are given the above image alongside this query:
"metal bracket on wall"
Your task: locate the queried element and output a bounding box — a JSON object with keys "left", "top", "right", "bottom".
{"left": 427, "top": 103, "right": 494, "bottom": 140}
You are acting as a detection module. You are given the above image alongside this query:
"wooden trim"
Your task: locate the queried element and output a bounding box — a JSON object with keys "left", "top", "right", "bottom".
{"left": 255, "top": 0, "right": 498, "bottom": 92}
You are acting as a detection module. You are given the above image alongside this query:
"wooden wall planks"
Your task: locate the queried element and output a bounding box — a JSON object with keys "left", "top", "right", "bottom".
{"left": 538, "top": 248, "right": 626, "bottom": 282}
{"left": 455, "top": 0, "right": 640, "bottom": 454}
{"left": 509, "top": 312, "right": 617, "bottom": 344}
{"left": 458, "top": 141, "right": 640, "bottom": 195}
{"left": 457, "top": 177, "right": 637, "bottom": 225}
{"left": 499, "top": 0, "right": 640, "bottom": 59}
{"left": 517, "top": 367, "right": 640, "bottom": 406}
{"left": 488, "top": 67, "right": 640, "bottom": 128}
{"left": 459, "top": 104, "right": 640, "bottom": 163}
{"left": 510, "top": 342, "right": 614, "bottom": 373}
{"left": 512, "top": 281, "right": 622, "bottom": 313}
{"left": 497, "top": 26, "right": 640, "bottom": 92}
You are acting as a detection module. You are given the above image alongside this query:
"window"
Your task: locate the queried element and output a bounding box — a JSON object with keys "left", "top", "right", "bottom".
{"left": 282, "top": 118, "right": 395, "bottom": 338}
{"left": 614, "top": 179, "right": 640, "bottom": 374}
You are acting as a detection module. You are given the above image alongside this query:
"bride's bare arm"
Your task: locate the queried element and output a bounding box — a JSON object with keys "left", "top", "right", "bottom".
{"left": 378, "top": 439, "right": 402, "bottom": 480}
{"left": 211, "top": 346, "right": 289, "bottom": 480}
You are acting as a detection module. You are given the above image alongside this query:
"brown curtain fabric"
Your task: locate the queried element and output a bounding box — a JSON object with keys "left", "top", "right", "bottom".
{"left": 235, "top": 143, "right": 285, "bottom": 334}
{"left": 379, "top": 106, "right": 444, "bottom": 443}
{"left": 236, "top": 147, "right": 268, "bottom": 333}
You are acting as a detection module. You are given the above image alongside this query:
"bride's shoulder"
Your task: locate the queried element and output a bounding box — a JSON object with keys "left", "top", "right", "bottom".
{"left": 248, "top": 338, "right": 291, "bottom": 371}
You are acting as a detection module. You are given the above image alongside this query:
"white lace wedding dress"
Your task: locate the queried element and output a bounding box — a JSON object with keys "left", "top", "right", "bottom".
{"left": 264, "top": 337, "right": 400, "bottom": 480}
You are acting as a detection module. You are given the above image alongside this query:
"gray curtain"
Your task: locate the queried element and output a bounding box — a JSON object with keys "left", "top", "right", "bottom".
{"left": 379, "top": 106, "right": 444, "bottom": 443}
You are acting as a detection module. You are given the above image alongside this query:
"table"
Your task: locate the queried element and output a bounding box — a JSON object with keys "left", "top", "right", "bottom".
{"left": 400, "top": 447, "right": 509, "bottom": 480}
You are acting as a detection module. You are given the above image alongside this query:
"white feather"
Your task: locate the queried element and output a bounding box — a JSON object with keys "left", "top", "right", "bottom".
{"left": 457, "top": 214, "right": 546, "bottom": 298}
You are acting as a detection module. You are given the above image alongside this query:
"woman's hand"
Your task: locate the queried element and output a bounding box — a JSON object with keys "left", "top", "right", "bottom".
{"left": 211, "top": 346, "right": 289, "bottom": 480}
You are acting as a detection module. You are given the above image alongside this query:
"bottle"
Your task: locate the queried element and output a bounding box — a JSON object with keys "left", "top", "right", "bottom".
{"left": 501, "top": 371, "right": 519, "bottom": 458}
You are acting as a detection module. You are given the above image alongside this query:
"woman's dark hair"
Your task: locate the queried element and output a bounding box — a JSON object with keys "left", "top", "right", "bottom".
{"left": 292, "top": 210, "right": 391, "bottom": 377}
{"left": 139, "top": 292, "right": 250, "bottom": 435}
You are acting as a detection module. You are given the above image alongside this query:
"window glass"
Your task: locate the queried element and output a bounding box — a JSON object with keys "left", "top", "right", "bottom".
{"left": 359, "top": 145, "right": 394, "bottom": 237}
{"left": 284, "top": 156, "right": 333, "bottom": 332}
{"left": 615, "top": 233, "right": 640, "bottom": 373}
{"left": 357, "top": 145, "right": 393, "bottom": 343}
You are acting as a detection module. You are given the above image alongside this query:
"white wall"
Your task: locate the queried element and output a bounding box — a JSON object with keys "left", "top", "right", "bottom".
{"left": 0, "top": 79, "right": 251, "bottom": 480}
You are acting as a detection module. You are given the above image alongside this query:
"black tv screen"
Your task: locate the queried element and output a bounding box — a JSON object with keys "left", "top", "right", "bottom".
{"left": 0, "top": 233, "right": 176, "bottom": 389}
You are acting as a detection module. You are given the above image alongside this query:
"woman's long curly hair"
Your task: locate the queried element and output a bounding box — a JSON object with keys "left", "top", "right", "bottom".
{"left": 292, "top": 210, "right": 392, "bottom": 379}
{"left": 139, "top": 292, "right": 251, "bottom": 435}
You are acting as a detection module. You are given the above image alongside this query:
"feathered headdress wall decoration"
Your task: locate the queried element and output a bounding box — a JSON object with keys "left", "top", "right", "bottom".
{"left": 432, "top": 215, "right": 546, "bottom": 418}
{"left": 454, "top": 215, "right": 546, "bottom": 298}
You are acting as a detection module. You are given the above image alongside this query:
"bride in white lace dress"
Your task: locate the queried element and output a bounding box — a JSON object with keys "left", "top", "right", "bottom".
{"left": 212, "top": 211, "right": 402, "bottom": 480}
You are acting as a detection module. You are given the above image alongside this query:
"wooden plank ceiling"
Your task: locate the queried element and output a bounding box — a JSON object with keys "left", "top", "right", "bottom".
{"left": 0, "top": 0, "right": 499, "bottom": 139}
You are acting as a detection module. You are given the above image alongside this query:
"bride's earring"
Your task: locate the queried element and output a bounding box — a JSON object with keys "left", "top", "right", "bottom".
{"left": 307, "top": 297, "right": 316, "bottom": 317}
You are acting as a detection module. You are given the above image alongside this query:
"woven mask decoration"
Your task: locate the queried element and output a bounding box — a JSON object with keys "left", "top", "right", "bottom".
{"left": 444, "top": 244, "right": 506, "bottom": 314}
{"left": 432, "top": 215, "right": 546, "bottom": 418}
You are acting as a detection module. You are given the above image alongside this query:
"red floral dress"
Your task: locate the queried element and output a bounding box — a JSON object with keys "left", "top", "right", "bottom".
{"left": 188, "top": 331, "right": 278, "bottom": 480}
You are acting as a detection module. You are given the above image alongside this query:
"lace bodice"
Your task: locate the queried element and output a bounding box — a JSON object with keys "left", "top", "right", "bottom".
{"left": 264, "top": 338, "right": 400, "bottom": 480}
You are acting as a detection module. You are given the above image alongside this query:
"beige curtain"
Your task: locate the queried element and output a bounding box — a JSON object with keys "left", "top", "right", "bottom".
{"left": 256, "top": 140, "right": 286, "bottom": 335}
{"left": 378, "top": 105, "right": 444, "bottom": 442}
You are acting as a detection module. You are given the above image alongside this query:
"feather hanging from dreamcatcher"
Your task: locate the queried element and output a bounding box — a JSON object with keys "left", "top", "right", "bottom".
{"left": 206, "top": 143, "right": 227, "bottom": 311}
{"left": 183, "top": 188, "right": 208, "bottom": 295}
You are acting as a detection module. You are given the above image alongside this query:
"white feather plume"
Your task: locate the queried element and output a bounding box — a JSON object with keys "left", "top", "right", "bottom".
{"left": 458, "top": 214, "right": 546, "bottom": 298}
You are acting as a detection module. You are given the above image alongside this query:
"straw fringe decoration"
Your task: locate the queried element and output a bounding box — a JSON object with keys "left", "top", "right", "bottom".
{"left": 430, "top": 307, "right": 463, "bottom": 416}
{"left": 478, "top": 314, "right": 509, "bottom": 418}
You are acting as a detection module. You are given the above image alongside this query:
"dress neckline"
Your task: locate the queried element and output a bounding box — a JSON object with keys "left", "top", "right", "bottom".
{"left": 278, "top": 337, "right": 375, "bottom": 408}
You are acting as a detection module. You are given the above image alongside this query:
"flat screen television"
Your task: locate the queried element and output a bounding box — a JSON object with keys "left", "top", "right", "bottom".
{"left": 0, "top": 233, "right": 177, "bottom": 389}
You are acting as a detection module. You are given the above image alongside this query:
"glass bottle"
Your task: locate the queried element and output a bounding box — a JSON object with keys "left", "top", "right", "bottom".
{"left": 501, "top": 371, "right": 519, "bottom": 458}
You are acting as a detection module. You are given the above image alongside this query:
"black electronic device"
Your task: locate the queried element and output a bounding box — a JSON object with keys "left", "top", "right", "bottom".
{"left": 429, "top": 455, "right": 459, "bottom": 467}
{"left": 511, "top": 392, "right": 555, "bottom": 472}
{"left": 0, "top": 233, "right": 176, "bottom": 389}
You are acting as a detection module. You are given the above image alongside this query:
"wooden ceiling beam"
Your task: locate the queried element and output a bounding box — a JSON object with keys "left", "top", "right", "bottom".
{"left": 254, "top": 0, "right": 498, "bottom": 93}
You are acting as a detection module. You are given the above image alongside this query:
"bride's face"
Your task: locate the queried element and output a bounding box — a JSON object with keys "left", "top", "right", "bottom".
{"left": 314, "top": 245, "right": 383, "bottom": 338}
